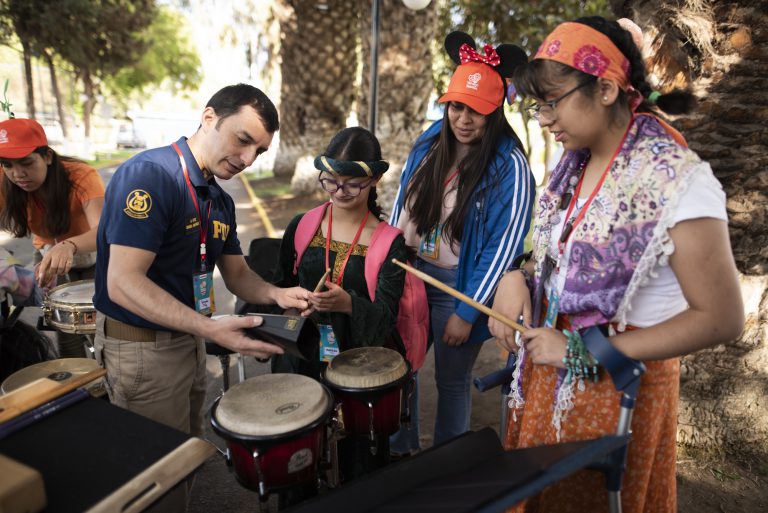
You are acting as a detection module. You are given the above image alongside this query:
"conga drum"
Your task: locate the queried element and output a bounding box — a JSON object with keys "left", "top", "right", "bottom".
{"left": 323, "top": 347, "right": 410, "bottom": 439}
{"left": 210, "top": 374, "right": 333, "bottom": 499}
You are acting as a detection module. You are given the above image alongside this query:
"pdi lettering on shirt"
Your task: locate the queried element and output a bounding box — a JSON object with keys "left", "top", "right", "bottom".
{"left": 212, "top": 220, "right": 230, "bottom": 240}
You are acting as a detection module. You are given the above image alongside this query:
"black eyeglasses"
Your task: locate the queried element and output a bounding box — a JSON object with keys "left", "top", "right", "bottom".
{"left": 319, "top": 177, "right": 373, "bottom": 197}
{"left": 525, "top": 82, "right": 590, "bottom": 120}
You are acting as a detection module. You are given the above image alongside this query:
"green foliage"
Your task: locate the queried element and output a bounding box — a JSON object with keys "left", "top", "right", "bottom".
{"left": 434, "top": 0, "right": 611, "bottom": 92}
{"left": 105, "top": 6, "right": 201, "bottom": 99}
{"left": 36, "top": 0, "right": 155, "bottom": 77}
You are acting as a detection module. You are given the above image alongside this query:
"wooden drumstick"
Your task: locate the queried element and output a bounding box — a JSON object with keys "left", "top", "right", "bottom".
{"left": 314, "top": 268, "right": 331, "bottom": 292}
{"left": 0, "top": 367, "right": 107, "bottom": 424}
{"left": 391, "top": 259, "right": 527, "bottom": 334}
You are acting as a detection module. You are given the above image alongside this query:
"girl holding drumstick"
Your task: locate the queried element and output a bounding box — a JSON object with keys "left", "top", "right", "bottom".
{"left": 489, "top": 17, "right": 743, "bottom": 513}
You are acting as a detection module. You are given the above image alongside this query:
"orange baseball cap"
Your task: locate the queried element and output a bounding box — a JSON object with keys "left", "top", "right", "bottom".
{"left": 0, "top": 118, "right": 48, "bottom": 159}
{"left": 438, "top": 61, "right": 505, "bottom": 115}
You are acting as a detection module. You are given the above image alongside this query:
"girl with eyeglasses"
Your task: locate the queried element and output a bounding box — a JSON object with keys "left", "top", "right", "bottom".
{"left": 489, "top": 17, "right": 743, "bottom": 512}
{"left": 389, "top": 32, "right": 535, "bottom": 456}
{"left": 270, "top": 126, "right": 410, "bottom": 482}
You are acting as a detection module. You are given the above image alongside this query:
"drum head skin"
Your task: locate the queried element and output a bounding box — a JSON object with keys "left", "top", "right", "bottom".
{"left": 324, "top": 347, "right": 407, "bottom": 389}
{"left": 1, "top": 358, "right": 99, "bottom": 393}
{"left": 214, "top": 374, "right": 330, "bottom": 437}
{"left": 47, "top": 280, "right": 95, "bottom": 305}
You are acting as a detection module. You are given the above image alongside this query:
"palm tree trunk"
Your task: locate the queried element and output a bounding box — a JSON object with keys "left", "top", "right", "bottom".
{"left": 358, "top": 0, "right": 438, "bottom": 212}
{"left": 617, "top": 0, "right": 768, "bottom": 462}
{"left": 273, "top": 0, "right": 361, "bottom": 177}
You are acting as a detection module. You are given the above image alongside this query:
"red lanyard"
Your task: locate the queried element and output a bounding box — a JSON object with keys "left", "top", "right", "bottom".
{"left": 325, "top": 205, "right": 369, "bottom": 286}
{"left": 557, "top": 122, "right": 633, "bottom": 257}
{"left": 443, "top": 169, "right": 459, "bottom": 188}
{"left": 173, "top": 143, "right": 212, "bottom": 272}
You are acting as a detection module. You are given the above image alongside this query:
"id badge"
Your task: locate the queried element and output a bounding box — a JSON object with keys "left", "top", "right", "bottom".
{"left": 193, "top": 271, "right": 216, "bottom": 315}
{"left": 419, "top": 224, "right": 442, "bottom": 260}
{"left": 544, "top": 288, "right": 559, "bottom": 328}
{"left": 319, "top": 324, "right": 339, "bottom": 362}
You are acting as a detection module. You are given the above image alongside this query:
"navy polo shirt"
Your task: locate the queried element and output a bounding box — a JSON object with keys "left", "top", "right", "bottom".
{"left": 94, "top": 137, "right": 242, "bottom": 330}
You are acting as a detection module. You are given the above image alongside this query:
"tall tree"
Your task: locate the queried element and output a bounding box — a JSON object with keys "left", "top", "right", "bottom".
{"left": 41, "top": 50, "right": 68, "bottom": 137}
{"left": 104, "top": 6, "right": 202, "bottom": 105}
{"left": 40, "top": 0, "right": 154, "bottom": 138}
{"left": 273, "top": 0, "right": 361, "bottom": 176}
{"left": 612, "top": 0, "right": 767, "bottom": 462}
{"left": 357, "top": 0, "right": 439, "bottom": 212}
{"left": 0, "top": 0, "right": 48, "bottom": 119}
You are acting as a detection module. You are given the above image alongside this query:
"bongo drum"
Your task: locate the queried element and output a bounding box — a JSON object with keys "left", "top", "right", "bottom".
{"left": 0, "top": 357, "right": 105, "bottom": 397}
{"left": 43, "top": 280, "right": 96, "bottom": 334}
{"left": 210, "top": 374, "right": 333, "bottom": 498}
{"left": 323, "top": 347, "right": 410, "bottom": 439}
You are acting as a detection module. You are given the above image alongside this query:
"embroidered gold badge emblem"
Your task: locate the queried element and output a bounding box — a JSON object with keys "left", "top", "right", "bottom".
{"left": 124, "top": 189, "right": 152, "bottom": 219}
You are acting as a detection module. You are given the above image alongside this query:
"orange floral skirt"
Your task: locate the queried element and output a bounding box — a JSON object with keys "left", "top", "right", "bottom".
{"left": 504, "top": 350, "right": 679, "bottom": 513}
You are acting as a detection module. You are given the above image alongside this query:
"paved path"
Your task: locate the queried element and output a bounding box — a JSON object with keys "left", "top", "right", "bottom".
{"left": 0, "top": 165, "right": 505, "bottom": 512}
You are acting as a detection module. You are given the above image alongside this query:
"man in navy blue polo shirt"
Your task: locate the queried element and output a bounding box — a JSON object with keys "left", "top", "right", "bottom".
{"left": 93, "top": 84, "right": 310, "bottom": 443}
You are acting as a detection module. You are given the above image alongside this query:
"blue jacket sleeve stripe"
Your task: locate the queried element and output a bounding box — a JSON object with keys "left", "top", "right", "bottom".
{"left": 389, "top": 179, "right": 405, "bottom": 226}
{"left": 472, "top": 147, "right": 533, "bottom": 306}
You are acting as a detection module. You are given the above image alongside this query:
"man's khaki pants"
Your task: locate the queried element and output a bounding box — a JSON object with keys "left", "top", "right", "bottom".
{"left": 94, "top": 312, "right": 207, "bottom": 512}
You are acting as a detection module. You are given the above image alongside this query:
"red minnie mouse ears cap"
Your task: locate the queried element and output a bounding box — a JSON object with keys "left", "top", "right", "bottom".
{"left": 438, "top": 62, "right": 504, "bottom": 115}
{"left": 0, "top": 118, "right": 47, "bottom": 159}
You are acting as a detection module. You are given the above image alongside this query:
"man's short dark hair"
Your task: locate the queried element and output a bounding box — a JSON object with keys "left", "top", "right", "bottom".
{"left": 206, "top": 84, "right": 280, "bottom": 133}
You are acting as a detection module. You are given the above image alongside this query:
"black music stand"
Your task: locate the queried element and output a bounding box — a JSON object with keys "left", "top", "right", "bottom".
{"left": 0, "top": 397, "right": 214, "bottom": 513}
{"left": 288, "top": 326, "right": 645, "bottom": 513}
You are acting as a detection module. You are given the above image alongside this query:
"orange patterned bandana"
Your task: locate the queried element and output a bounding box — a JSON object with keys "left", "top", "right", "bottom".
{"left": 534, "top": 22, "right": 631, "bottom": 91}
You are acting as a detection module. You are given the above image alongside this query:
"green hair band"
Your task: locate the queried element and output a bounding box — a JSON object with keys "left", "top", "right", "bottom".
{"left": 314, "top": 155, "right": 389, "bottom": 178}
{"left": 648, "top": 91, "right": 661, "bottom": 105}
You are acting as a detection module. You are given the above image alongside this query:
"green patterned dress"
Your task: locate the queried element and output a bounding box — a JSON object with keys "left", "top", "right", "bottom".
{"left": 271, "top": 213, "right": 408, "bottom": 380}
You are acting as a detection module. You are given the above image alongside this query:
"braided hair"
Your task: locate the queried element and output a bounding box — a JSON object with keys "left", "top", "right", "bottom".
{"left": 323, "top": 127, "right": 384, "bottom": 219}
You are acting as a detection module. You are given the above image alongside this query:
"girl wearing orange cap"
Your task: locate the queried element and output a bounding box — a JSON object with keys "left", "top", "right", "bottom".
{"left": 489, "top": 17, "right": 743, "bottom": 512}
{"left": 0, "top": 118, "right": 104, "bottom": 289}
{"left": 390, "top": 32, "right": 535, "bottom": 454}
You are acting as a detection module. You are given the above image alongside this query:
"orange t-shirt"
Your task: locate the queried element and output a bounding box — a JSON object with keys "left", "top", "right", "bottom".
{"left": 26, "top": 160, "right": 105, "bottom": 249}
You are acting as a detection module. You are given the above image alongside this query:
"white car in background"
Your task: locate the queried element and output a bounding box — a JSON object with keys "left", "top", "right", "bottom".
{"left": 115, "top": 122, "right": 146, "bottom": 149}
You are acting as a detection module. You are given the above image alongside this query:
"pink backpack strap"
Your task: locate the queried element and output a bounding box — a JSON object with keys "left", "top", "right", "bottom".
{"left": 364, "top": 222, "right": 402, "bottom": 301}
{"left": 293, "top": 202, "right": 331, "bottom": 275}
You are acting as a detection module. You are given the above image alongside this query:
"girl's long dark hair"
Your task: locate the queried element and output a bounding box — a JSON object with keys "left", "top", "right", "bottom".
{"left": 404, "top": 105, "right": 524, "bottom": 245}
{"left": 513, "top": 16, "right": 696, "bottom": 121}
{"left": 323, "top": 127, "right": 384, "bottom": 219}
{"left": 0, "top": 147, "right": 75, "bottom": 239}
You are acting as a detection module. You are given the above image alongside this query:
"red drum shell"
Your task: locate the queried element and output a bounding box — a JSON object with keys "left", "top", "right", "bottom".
{"left": 323, "top": 347, "right": 412, "bottom": 437}
{"left": 210, "top": 376, "right": 333, "bottom": 495}
{"left": 329, "top": 382, "right": 406, "bottom": 436}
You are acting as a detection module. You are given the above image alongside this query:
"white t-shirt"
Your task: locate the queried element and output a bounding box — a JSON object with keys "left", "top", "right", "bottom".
{"left": 545, "top": 170, "right": 727, "bottom": 327}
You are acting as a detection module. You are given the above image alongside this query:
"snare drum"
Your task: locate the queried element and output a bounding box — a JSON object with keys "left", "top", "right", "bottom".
{"left": 324, "top": 347, "right": 410, "bottom": 438}
{"left": 44, "top": 280, "right": 96, "bottom": 334}
{"left": 210, "top": 374, "right": 333, "bottom": 498}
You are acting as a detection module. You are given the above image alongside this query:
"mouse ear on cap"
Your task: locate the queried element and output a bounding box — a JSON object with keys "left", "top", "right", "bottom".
{"left": 445, "top": 31, "right": 476, "bottom": 65}
{"left": 495, "top": 44, "right": 528, "bottom": 78}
